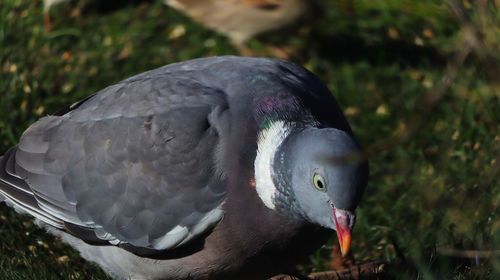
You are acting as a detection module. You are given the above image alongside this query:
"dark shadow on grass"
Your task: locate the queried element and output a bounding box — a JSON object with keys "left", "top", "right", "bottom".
{"left": 306, "top": 33, "right": 447, "bottom": 67}
{"left": 81, "top": 0, "right": 155, "bottom": 14}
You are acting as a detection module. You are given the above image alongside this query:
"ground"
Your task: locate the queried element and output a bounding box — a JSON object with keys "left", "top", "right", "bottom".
{"left": 0, "top": 0, "right": 499, "bottom": 279}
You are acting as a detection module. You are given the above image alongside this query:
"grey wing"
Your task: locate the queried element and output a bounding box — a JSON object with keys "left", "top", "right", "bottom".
{"left": 0, "top": 79, "right": 229, "bottom": 251}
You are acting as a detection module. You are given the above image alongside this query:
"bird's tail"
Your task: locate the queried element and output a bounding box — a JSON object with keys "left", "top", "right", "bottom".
{"left": 0, "top": 147, "right": 62, "bottom": 227}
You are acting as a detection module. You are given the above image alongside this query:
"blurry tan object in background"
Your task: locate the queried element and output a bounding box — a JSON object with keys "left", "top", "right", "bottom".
{"left": 43, "top": 0, "right": 315, "bottom": 57}
{"left": 164, "top": 0, "right": 314, "bottom": 44}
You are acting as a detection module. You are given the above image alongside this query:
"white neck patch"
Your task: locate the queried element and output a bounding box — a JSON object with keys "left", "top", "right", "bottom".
{"left": 254, "top": 120, "right": 291, "bottom": 210}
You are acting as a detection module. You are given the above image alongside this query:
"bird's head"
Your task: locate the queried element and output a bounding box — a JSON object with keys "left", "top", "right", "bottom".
{"left": 255, "top": 122, "right": 368, "bottom": 256}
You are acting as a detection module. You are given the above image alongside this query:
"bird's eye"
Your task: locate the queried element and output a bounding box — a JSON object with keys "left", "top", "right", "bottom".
{"left": 313, "top": 173, "right": 326, "bottom": 191}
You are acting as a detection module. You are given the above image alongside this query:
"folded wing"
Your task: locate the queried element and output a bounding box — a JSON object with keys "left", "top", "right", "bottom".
{"left": 0, "top": 71, "right": 229, "bottom": 253}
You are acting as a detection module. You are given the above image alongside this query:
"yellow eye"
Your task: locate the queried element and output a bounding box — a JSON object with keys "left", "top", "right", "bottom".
{"left": 313, "top": 173, "right": 326, "bottom": 191}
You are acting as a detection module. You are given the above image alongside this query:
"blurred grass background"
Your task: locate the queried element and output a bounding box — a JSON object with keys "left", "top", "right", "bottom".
{"left": 1, "top": 0, "right": 499, "bottom": 279}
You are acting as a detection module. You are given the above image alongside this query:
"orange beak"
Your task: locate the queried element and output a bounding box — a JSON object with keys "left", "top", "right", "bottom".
{"left": 332, "top": 207, "right": 355, "bottom": 257}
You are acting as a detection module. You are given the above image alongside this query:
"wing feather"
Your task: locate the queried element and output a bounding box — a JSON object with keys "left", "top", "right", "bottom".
{"left": 0, "top": 69, "right": 230, "bottom": 253}
{"left": 0, "top": 149, "right": 63, "bottom": 228}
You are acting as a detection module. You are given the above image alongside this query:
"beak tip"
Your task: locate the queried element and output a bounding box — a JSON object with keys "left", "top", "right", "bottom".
{"left": 332, "top": 207, "right": 355, "bottom": 258}
{"left": 339, "top": 238, "right": 351, "bottom": 257}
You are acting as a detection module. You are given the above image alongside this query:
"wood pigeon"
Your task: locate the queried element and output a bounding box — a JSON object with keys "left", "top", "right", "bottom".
{"left": 0, "top": 56, "right": 368, "bottom": 280}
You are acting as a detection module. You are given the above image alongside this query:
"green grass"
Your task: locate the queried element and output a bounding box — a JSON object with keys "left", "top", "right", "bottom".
{"left": 1, "top": 0, "right": 499, "bottom": 279}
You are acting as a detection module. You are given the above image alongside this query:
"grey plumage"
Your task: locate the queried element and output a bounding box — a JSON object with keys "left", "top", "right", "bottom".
{"left": 14, "top": 68, "right": 228, "bottom": 251}
{"left": 0, "top": 56, "right": 368, "bottom": 280}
